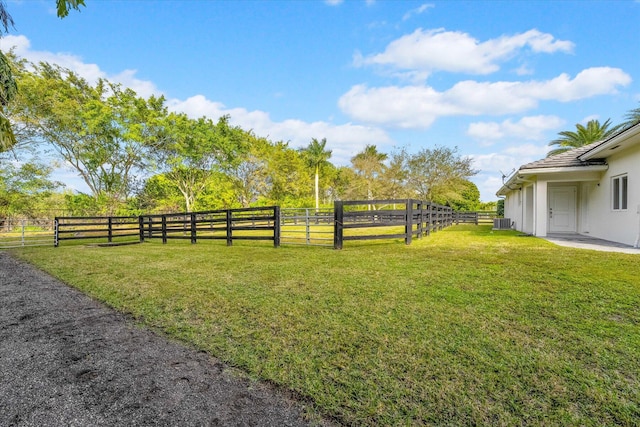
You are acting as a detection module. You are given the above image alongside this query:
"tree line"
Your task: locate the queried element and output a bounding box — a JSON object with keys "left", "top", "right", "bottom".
{"left": 1, "top": 54, "right": 486, "bottom": 219}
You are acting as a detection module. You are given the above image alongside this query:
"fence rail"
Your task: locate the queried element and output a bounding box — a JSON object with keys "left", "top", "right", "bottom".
{"left": 0, "top": 219, "right": 54, "bottom": 249}
{"left": 140, "top": 206, "right": 280, "bottom": 247}
{"left": 333, "top": 199, "right": 455, "bottom": 249}
{"left": 280, "top": 208, "right": 334, "bottom": 246}
{"left": 54, "top": 216, "right": 140, "bottom": 247}
{"left": 50, "top": 204, "right": 497, "bottom": 249}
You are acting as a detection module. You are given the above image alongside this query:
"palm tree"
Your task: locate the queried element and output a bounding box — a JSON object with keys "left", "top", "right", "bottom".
{"left": 301, "top": 138, "right": 332, "bottom": 211}
{"left": 546, "top": 119, "right": 622, "bottom": 157}
{"left": 621, "top": 104, "right": 640, "bottom": 131}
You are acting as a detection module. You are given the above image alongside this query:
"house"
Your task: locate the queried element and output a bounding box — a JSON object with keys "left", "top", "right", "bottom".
{"left": 496, "top": 121, "right": 640, "bottom": 247}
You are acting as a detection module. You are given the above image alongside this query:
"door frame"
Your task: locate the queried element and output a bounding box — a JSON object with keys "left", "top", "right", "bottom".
{"left": 548, "top": 185, "right": 577, "bottom": 233}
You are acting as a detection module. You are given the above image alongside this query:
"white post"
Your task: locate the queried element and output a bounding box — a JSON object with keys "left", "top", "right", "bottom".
{"left": 534, "top": 180, "right": 548, "bottom": 237}
{"left": 634, "top": 205, "right": 640, "bottom": 248}
{"left": 21, "top": 219, "right": 26, "bottom": 246}
{"left": 305, "top": 208, "right": 310, "bottom": 245}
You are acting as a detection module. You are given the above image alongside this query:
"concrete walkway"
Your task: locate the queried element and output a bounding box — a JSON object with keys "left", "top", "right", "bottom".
{"left": 542, "top": 234, "right": 640, "bottom": 254}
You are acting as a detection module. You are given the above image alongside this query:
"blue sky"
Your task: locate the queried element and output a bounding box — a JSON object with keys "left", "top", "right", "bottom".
{"left": 3, "top": 0, "right": 640, "bottom": 201}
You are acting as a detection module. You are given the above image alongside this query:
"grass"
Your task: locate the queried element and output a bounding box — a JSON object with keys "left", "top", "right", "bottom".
{"left": 11, "top": 225, "right": 640, "bottom": 425}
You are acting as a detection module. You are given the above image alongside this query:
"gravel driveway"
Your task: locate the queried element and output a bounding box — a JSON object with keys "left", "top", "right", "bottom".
{"left": 0, "top": 252, "right": 321, "bottom": 426}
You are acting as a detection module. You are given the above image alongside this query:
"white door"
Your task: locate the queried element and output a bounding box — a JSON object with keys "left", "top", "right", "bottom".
{"left": 549, "top": 186, "right": 577, "bottom": 233}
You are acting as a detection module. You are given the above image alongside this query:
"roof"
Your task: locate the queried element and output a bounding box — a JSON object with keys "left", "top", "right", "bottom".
{"left": 579, "top": 120, "right": 640, "bottom": 161}
{"left": 496, "top": 141, "right": 608, "bottom": 197}
{"left": 496, "top": 121, "right": 640, "bottom": 197}
{"left": 520, "top": 141, "right": 606, "bottom": 170}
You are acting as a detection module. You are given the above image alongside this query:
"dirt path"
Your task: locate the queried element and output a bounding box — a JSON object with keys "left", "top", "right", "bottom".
{"left": 0, "top": 252, "right": 320, "bottom": 426}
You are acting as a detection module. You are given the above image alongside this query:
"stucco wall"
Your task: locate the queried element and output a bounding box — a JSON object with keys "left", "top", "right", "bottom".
{"left": 584, "top": 142, "right": 640, "bottom": 246}
{"left": 503, "top": 188, "right": 524, "bottom": 231}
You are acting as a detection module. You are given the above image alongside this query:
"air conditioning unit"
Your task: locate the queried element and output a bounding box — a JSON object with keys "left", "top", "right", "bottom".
{"left": 493, "top": 218, "right": 511, "bottom": 230}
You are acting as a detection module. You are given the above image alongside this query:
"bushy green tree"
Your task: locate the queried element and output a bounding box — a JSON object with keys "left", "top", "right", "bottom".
{"left": 348, "top": 145, "right": 388, "bottom": 203}
{"left": 0, "top": 160, "right": 64, "bottom": 218}
{"left": 153, "top": 113, "right": 244, "bottom": 212}
{"left": 405, "top": 146, "right": 478, "bottom": 204}
{"left": 10, "top": 60, "right": 166, "bottom": 213}
{"left": 447, "top": 180, "right": 481, "bottom": 211}
{"left": 1, "top": 0, "right": 85, "bottom": 151}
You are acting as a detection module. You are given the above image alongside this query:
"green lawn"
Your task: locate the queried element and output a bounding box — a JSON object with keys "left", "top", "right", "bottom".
{"left": 12, "top": 225, "right": 640, "bottom": 425}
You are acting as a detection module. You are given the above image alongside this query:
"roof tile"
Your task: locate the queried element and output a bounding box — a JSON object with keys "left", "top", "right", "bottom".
{"left": 520, "top": 141, "right": 607, "bottom": 170}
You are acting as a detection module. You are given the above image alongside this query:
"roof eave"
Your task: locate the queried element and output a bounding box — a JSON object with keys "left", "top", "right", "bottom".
{"left": 579, "top": 122, "right": 640, "bottom": 161}
{"left": 519, "top": 165, "right": 609, "bottom": 175}
{"left": 495, "top": 164, "right": 608, "bottom": 197}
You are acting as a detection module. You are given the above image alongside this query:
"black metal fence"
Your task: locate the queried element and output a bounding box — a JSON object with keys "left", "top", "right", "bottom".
{"left": 54, "top": 216, "right": 140, "bottom": 247}
{"left": 333, "top": 199, "right": 455, "bottom": 249}
{"left": 139, "top": 206, "right": 280, "bottom": 247}
{"left": 53, "top": 203, "right": 495, "bottom": 249}
{"left": 55, "top": 206, "right": 281, "bottom": 247}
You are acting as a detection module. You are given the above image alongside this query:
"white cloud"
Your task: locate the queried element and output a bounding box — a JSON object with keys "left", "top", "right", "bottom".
{"left": 5, "top": 34, "right": 393, "bottom": 166}
{"left": 325, "top": 0, "right": 343, "bottom": 5}
{"left": 168, "top": 95, "right": 393, "bottom": 164}
{"left": 3, "top": 34, "right": 161, "bottom": 98}
{"left": 402, "top": 3, "right": 434, "bottom": 21}
{"left": 514, "top": 64, "right": 534, "bottom": 76}
{"left": 338, "top": 67, "right": 631, "bottom": 128}
{"left": 471, "top": 144, "right": 548, "bottom": 174}
{"left": 357, "top": 28, "right": 574, "bottom": 78}
{"left": 467, "top": 115, "right": 565, "bottom": 143}
{"left": 470, "top": 143, "right": 550, "bottom": 200}
{"left": 580, "top": 114, "right": 600, "bottom": 124}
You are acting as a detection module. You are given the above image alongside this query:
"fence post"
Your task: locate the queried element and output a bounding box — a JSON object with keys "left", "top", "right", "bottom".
{"left": 20, "top": 219, "right": 25, "bottom": 247}
{"left": 226, "top": 209, "right": 233, "bottom": 246}
{"left": 305, "top": 208, "right": 311, "bottom": 245}
{"left": 333, "top": 201, "right": 344, "bottom": 250}
{"left": 108, "top": 217, "right": 113, "bottom": 243}
{"left": 161, "top": 215, "right": 167, "bottom": 244}
{"left": 273, "top": 206, "right": 281, "bottom": 248}
{"left": 139, "top": 216, "right": 145, "bottom": 243}
{"left": 54, "top": 218, "right": 59, "bottom": 247}
{"left": 418, "top": 200, "right": 424, "bottom": 239}
{"left": 405, "top": 199, "right": 413, "bottom": 245}
{"left": 425, "top": 203, "right": 430, "bottom": 236}
{"left": 190, "top": 213, "right": 197, "bottom": 244}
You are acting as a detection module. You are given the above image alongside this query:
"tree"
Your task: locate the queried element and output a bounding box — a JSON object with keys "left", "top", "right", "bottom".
{"left": 224, "top": 133, "right": 269, "bottom": 208}
{"left": 55, "top": 0, "right": 86, "bottom": 18}
{"left": 405, "top": 146, "right": 478, "bottom": 204}
{"left": 10, "top": 60, "right": 166, "bottom": 213}
{"left": 379, "top": 149, "right": 409, "bottom": 200}
{"left": 350, "top": 145, "right": 388, "bottom": 204}
{"left": 300, "top": 138, "right": 332, "bottom": 211}
{"left": 0, "top": 49, "right": 17, "bottom": 151}
{"left": 1, "top": 0, "right": 85, "bottom": 151}
{"left": 0, "top": 160, "right": 64, "bottom": 219}
{"left": 546, "top": 119, "right": 622, "bottom": 157}
{"left": 621, "top": 104, "right": 640, "bottom": 131}
{"left": 136, "top": 174, "right": 184, "bottom": 214}
{"left": 154, "top": 114, "right": 245, "bottom": 212}
{"left": 447, "top": 180, "right": 481, "bottom": 211}
{"left": 261, "top": 141, "right": 310, "bottom": 207}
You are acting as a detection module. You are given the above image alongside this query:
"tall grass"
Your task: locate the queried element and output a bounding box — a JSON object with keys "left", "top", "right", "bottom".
{"left": 13, "top": 225, "right": 640, "bottom": 425}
